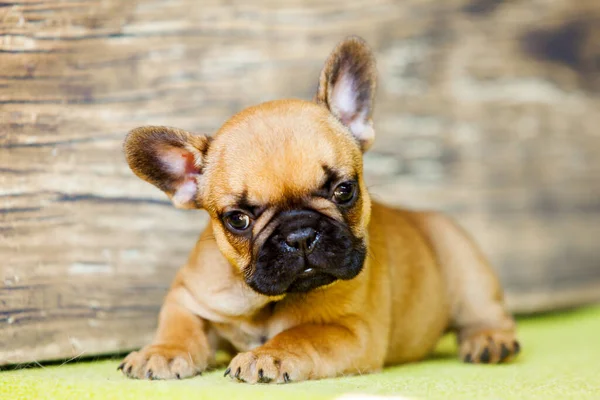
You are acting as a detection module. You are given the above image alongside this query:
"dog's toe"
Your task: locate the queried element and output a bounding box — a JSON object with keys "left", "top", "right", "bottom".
{"left": 119, "top": 345, "right": 204, "bottom": 380}
{"left": 459, "top": 329, "right": 521, "bottom": 364}
{"left": 225, "top": 349, "right": 301, "bottom": 384}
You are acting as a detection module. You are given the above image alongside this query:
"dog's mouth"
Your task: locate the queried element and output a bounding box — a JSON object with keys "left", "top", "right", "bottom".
{"left": 300, "top": 267, "right": 315, "bottom": 276}
{"left": 246, "top": 243, "right": 365, "bottom": 296}
{"left": 285, "top": 270, "right": 338, "bottom": 293}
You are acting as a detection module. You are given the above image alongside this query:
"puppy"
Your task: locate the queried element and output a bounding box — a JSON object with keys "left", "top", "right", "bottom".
{"left": 119, "top": 36, "right": 520, "bottom": 383}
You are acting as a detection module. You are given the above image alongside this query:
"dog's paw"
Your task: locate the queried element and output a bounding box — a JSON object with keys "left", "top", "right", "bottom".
{"left": 224, "top": 348, "right": 308, "bottom": 384}
{"left": 459, "top": 329, "right": 521, "bottom": 364}
{"left": 118, "top": 344, "right": 205, "bottom": 380}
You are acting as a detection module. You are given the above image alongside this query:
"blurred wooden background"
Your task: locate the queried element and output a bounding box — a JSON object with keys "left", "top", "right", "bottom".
{"left": 1, "top": 0, "right": 600, "bottom": 365}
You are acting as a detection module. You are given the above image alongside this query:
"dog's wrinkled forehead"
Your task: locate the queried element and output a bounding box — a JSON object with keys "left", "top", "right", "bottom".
{"left": 204, "top": 99, "right": 363, "bottom": 210}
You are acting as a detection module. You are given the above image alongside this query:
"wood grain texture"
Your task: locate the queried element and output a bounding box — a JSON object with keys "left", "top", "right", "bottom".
{"left": 1, "top": 0, "right": 600, "bottom": 365}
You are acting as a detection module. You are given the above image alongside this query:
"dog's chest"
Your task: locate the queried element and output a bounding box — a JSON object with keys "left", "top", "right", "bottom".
{"left": 212, "top": 321, "right": 269, "bottom": 351}
{"left": 210, "top": 303, "right": 290, "bottom": 352}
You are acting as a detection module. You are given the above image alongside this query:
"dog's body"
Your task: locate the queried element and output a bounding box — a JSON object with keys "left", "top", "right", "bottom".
{"left": 120, "top": 38, "right": 519, "bottom": 383}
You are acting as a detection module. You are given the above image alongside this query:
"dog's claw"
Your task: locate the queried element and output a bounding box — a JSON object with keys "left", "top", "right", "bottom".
{"left": 224, "top": 367, "right": 231, "bottom": 377}
{"left": 146, "top": 369, "right": 154, "bottom": 380}
{"left": 479, "top": 347, "right": 491, "bottom": 363}
{"left": 176, "top": 373, "right": 181, "bottom": 379}
{"left": 500, "top": 344, "right": 510, "bottom": 361}
{"left": 117, "top": 362, "right": 125, "bottom": 371}
{"left": 235, "top": 367, "right": 241, "bottom": 379}
{"left": 283, "top": 372, "right": 291, "bottom": 383}
{"left": 513, "top": 340, "right": 521, "bottom": 355}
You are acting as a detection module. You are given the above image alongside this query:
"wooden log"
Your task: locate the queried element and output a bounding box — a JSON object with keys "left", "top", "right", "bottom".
{"left": 1, "top": 0, "right": 600, "bottom": 365}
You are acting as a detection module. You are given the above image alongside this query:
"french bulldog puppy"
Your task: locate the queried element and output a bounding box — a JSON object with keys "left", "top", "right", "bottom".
{"left": 119, "top": 36, "right": 520, "bottom": 383}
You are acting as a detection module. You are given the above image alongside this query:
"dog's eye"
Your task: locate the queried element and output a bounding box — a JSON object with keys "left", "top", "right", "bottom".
{"left": 332, "top": 181, "right": 356, "bottom": 204}
{"left": 224, "top": 211, "right": 252, "bottom": 232}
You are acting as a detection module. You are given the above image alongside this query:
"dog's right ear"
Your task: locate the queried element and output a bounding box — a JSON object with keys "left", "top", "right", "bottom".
{"left": 123, "top": 126, "right": 211, "bottom": 209}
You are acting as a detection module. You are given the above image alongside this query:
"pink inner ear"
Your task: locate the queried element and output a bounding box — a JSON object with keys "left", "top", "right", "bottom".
{"left": 158, "top": 145, "right": 200, "bottom": 179}
{"left": 156, "top": 144, "right": 202, "bottom": 208}
{"left": 182, "top": 152, "right": 197, "bottom": 175}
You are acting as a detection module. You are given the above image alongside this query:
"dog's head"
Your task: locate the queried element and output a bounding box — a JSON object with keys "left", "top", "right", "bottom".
{"left": 124, "top": 37, "right": 377, "bottom": 296}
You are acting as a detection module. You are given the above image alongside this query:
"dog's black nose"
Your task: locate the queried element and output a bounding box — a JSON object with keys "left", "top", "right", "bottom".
{"left": 285, "top": 227, "right": 318, "bottom": 254}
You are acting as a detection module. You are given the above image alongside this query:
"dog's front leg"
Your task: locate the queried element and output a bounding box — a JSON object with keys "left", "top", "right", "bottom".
{"left": 119, "top": 287, "right": 212, "bottom": 380}
{"left": 225, "top": 318, "right": 381, "bottom": 384}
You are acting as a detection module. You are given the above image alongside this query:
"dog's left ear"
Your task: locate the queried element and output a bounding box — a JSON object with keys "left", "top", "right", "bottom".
{"left": 316, "top": 36, "right": 377, "bottom": 152}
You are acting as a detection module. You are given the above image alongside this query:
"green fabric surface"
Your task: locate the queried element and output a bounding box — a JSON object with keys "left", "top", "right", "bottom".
{"left": 2, "top": 305, "right": 600, "bottom": 400}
